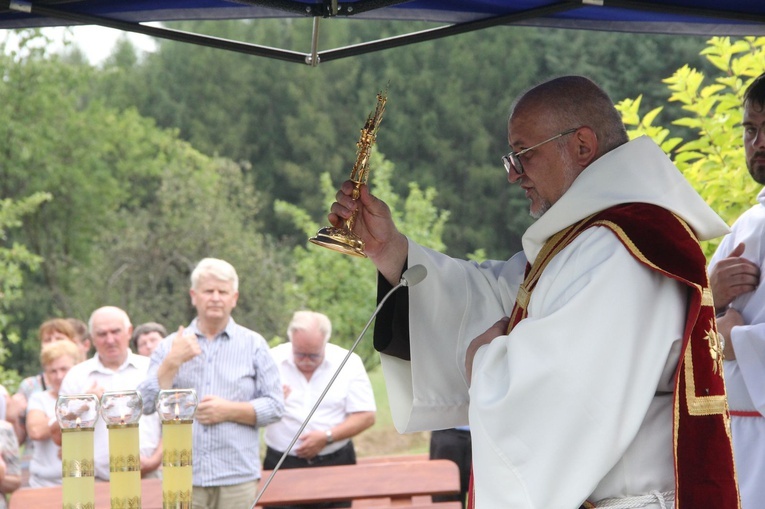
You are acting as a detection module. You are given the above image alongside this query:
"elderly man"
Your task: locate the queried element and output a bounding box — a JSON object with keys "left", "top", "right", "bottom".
{"left": 58, "top": 306, "right": 162, "bottom": 481}
{"left": 263, "top": 311, "right": 375, "bottom": 509}
{"left": 326, "top": 76, "right": 739, "bottom": 508}
{"left": 139, "top": 257, "right": 284, "bottom": 509}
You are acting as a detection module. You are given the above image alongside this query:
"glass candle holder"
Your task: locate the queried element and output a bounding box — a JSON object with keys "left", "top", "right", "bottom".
{"left": 157, "top": 389, "right": 198, "bottom": 509}
{"left": 101, "top": 390, "right": 143, "bottom": 509}
{"left": 56, "top": 394, "right": 99, "bottom": 509}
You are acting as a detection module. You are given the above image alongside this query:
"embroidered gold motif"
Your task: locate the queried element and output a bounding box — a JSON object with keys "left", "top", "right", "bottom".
{"left": 705, "top": 324, "right": 724, "bottom": 375}
{"left": 683, "top": 337, "right": 727, "bottom": 415}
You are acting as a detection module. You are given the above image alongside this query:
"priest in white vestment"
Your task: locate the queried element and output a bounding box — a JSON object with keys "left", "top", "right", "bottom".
{"left": 327, "top": 76, "right": 737, "bottom": 508}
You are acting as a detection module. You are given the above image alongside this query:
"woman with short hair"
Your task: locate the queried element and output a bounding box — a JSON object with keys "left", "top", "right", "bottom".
{"left": 26, "top": 340, "right": 81, "bottom": 488}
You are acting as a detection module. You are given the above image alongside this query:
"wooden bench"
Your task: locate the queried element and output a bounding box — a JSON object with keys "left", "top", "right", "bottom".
{"left": 9, "top": 459, "right": 460, "bottom": 508}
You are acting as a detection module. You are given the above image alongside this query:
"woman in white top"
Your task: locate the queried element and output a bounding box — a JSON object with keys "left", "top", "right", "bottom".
{"left": 26, "top": 340, "right": 80, "bottom": 488}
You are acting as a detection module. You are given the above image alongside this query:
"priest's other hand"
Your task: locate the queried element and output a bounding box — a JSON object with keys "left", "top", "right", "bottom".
{"left": 466, "top": 316, "right": 511, "bottom": 386}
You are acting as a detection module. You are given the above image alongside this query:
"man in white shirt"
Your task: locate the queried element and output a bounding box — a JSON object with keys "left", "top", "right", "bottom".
{"left": 264, "top": 311, "right": 375, "bottom": 509}
{"left": 58, "top": 306, "right": 162, "bottom": 481}
{"left": 709, "top": 70, "right": 765, "bottom": 509}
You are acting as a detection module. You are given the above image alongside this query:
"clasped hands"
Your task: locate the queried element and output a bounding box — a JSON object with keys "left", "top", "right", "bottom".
{"left": 466, "top": 316, "right": 511, "bottom": 386}
{"left": 709, "top": 242, "right": 760, "bottom": 361}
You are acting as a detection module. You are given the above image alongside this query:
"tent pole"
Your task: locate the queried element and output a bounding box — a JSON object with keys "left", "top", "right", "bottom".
{"left": 307, "top": 17, "right": 321, "bottom": 66}
{"left": 6, "top": 0, "right": 309, "bottom": 64}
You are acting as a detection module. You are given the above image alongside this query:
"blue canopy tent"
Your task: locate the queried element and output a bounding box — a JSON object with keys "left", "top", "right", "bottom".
{"left": 0, "top": 1, "right": 765, "bottom": 66}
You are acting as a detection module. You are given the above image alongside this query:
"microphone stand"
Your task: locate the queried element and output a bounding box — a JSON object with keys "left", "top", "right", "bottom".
{"left": 251, "top": 265, "right": 426, "bottom": 509}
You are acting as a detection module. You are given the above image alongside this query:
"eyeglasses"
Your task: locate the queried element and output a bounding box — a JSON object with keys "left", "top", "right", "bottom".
{"left": 294, "top": 352, "right": 322, "bottom": 361}
{"left": 502, "top": 127, "right": 579, "bottom": 175}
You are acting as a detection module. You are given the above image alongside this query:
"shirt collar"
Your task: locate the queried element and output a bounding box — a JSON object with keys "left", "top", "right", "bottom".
{"left": 188, "top": 317, "right": 235, "bottom": 340}
{"left": 90, "top": 350, "right": 140, "bottom": 373}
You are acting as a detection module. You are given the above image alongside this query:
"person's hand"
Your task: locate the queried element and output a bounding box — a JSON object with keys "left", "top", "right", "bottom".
{"left": 328, "top": 181, "right": 408, "bottom": 282}
{"left": 709, "top": 242, "right": 759, "bottom": 310}
{"left": 195, "top": 395, "right": 228, "bottom": 425}
{"left": 282, "top": 384, "right": 292, "bottom": 400}
{"left": 166, "top": 326, "right": 201, "bottom": 367}
{"left": 157, "top": 326, "right": 201, "bottom": 390}
{"left": 49, "top": 419, "right": 62, "bottom": 446}
{"left": 466, "top": 317, "right": 510, "bottom": 386}
{"left": 295, "top": 429, "right": 329, "bottom": 460}
{"left": 85, "top": 381, "right": 105, "bottom": 401}
{"left": 716, "top": 308, "right": 745, "bottom": 360}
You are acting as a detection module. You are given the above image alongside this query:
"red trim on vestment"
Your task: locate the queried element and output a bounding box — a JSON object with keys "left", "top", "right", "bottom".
{"left": 730, "top": 410, "right": 762, "bottom": 417}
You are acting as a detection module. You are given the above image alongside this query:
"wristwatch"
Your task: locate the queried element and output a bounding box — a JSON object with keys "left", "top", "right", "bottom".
{"left": 325, "top": 429, "right": 334, "bottom": 444}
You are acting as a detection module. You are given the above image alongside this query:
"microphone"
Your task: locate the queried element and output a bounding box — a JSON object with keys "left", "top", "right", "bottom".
{"left": 400, "top": 264, "right": 427, "bottom": 287}
{"left": 252, "top": 264, "right": 428, "bottom": 508}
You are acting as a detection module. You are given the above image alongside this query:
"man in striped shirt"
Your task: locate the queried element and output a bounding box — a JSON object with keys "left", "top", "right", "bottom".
{"left": 139, "top": 257, "right": 284, "bottom": 509}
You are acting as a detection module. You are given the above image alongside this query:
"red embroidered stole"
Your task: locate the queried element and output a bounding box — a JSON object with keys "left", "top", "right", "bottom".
{"left": 467, "top": 203, "right": 739, "bottom": 509}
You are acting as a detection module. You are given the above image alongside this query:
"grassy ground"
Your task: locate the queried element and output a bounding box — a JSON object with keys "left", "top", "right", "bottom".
{"left": 352, "top": 365, "right": 430, "bottom": 458}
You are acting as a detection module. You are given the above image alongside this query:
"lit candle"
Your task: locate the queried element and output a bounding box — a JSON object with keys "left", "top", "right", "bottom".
{"left": 157, "top": 389, "right": 198, "bottom": 509}
{"left": 57, "top": 394, "right": 99, "bottom": 509}
{"left": 101, "top": 391, "right": 143, "bottom": 509}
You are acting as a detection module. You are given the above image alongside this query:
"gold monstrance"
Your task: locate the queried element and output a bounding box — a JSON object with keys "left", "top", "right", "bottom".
{"left": 309, "top": 90, "right": 387, "bottom": 257}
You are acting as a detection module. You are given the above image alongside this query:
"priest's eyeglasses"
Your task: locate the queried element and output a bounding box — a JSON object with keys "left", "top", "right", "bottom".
{"left": 502, "top": 127, "right": 579, "bottom": 175}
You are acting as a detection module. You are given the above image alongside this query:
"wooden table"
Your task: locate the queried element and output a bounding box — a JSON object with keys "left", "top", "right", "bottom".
{"left": 10, "top": 478, "right": 163, "bottom": 509}
{"left": 9, "top": 459, "right": 460, "bottom": 508}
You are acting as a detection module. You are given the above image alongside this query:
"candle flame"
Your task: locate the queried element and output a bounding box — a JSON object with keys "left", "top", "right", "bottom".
{"left": 75, "top": 416, "right": 81, "bottom": 429}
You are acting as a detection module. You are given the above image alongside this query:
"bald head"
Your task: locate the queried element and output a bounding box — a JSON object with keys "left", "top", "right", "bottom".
{"left": 511, "top": 76, "right": 628, "bottom": 160}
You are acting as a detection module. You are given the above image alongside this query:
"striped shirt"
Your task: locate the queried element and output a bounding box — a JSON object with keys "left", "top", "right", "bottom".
{"left": 138, "top": 317, "right": 284, "bottom": 486}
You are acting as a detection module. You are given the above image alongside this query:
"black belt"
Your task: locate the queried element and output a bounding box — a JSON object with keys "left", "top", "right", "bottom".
{"left": 266, "top": 440, "right": 355, "bottom": 467}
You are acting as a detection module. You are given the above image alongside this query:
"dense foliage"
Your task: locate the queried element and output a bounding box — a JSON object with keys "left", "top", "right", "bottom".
{"left": 0, "top": 20, "right": 753, "bottom": 380}
{"left": 617, "top": 36, "right": 765, "bottom": 256}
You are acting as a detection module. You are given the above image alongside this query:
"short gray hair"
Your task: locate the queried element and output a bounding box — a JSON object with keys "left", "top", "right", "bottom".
{"left": 88, "top": 306, "right": 131, "bottom": 333}
{"left": 190, "top": 258, "right": 239, "bottom": 292}
{"left": 287, "top": 311, "right": 332, "bottom": 345}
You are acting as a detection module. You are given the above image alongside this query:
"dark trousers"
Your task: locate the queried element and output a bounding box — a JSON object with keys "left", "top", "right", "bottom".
{"left": 262, "top": 441, "right": 356, "bottom": 509}
{"left": 429, "top": 428, "right": 472, "bottom": 508}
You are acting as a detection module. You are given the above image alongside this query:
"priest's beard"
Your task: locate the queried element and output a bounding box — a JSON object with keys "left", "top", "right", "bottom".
{"left": 530, "top": 148, "right": 579, "bottom": 219}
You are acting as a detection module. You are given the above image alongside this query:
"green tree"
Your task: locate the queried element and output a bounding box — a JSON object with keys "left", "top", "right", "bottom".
{"left": 120, "top": 21, "right": 708, "bottom": 259}
{"left": 0, "top": 31, "right": 292, "bottom": 374}
{"left": 0, "top": 192, "right": 50, "bottom": 389}
{"left": 275, "top": 153, "right": 448, "bottom": 368}
{"left": 74, "top": 142, "right": 292, "bottom": 343}
{"left": 615, "top": 36, "right": 765, "bottom": 257}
